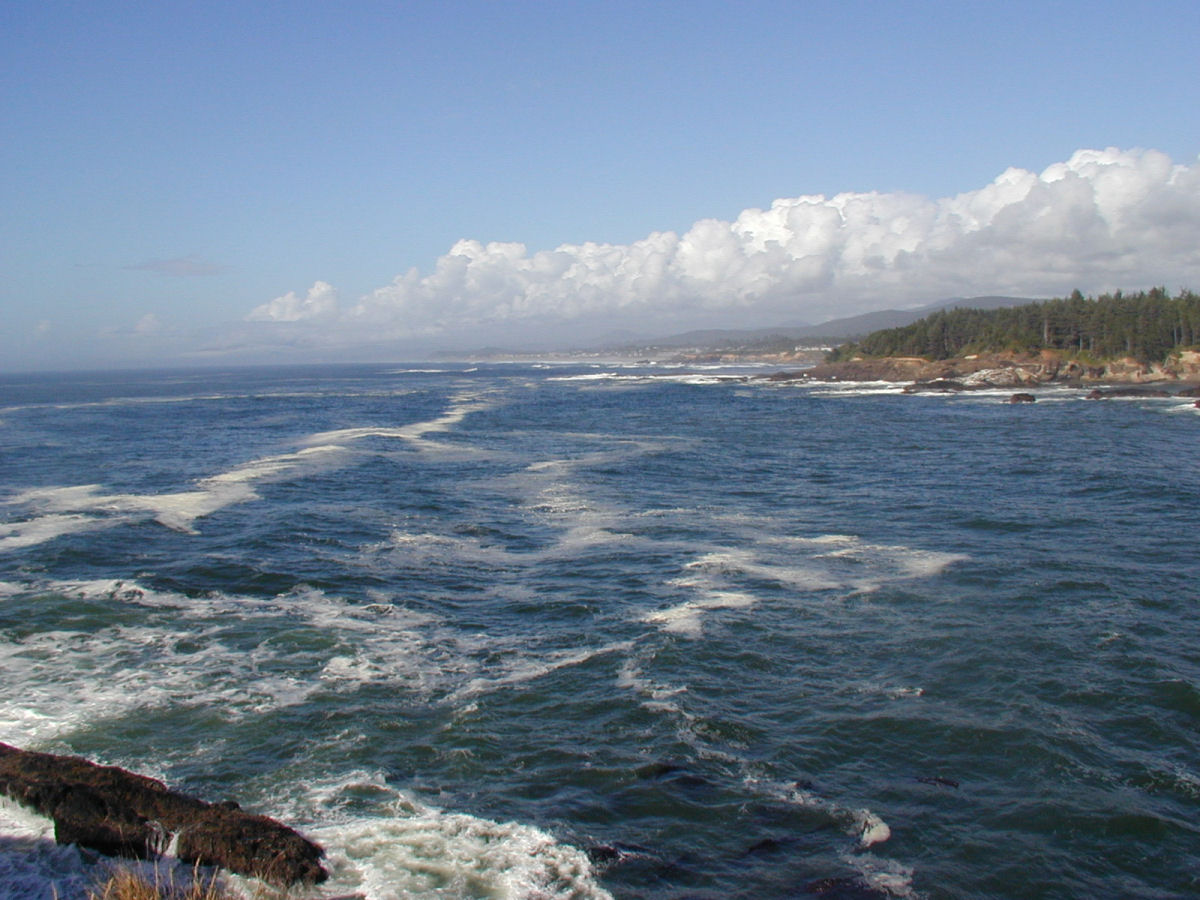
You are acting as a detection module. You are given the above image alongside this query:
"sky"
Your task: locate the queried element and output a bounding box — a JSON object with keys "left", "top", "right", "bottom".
{"left": 2, "top": 1, "right": 1199, "bottom": 371}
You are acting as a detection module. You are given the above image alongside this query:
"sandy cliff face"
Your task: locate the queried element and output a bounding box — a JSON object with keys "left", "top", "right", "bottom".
{"left": 1164, "top": 350, "right": 1200, "bottom": 379}
{"left": 802, "top": 349, "right": 1200, "bottom": 385}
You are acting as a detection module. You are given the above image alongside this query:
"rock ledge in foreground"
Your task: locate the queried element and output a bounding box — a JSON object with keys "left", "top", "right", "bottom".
{"left": 0, "top": 743, "right": 326, "bottom": 885}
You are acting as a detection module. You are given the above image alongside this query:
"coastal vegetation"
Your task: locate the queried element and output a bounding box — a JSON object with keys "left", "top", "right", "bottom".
{"left": 827, "top": 288, "right": 1200, "bottom": 364}
{"left": 88, "top": 868, "right": 236, "bottom": 900}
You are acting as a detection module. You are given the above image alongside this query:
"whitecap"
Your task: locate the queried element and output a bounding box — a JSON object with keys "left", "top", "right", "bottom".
{"left": 271, "top": 773, "right": 614, "bottom": 900}
{"left": 616, "top": 659, "right": 687, "bottom": 706}
{"left": 840, "top": 852, "right": 918, "bottom": 898}
{"left": 447, "top": 641, "right": 633, "bottom": 704}
{"left": 853, "top": 808, "right": 893, "bottom": 848}
{"left": 642, "top": 590, "right": 757, "bottom": 638}
{"left": 0, "top": 798, "right": 99, "bottom": 900}
{"left": 0, "top": 577, "right": 644, "bottom": 746}
{"left": 641, "top": 532, "right": 966, "bottom": 637}
{"left": 0, "top": 512, "right": 124, "bottom": 551}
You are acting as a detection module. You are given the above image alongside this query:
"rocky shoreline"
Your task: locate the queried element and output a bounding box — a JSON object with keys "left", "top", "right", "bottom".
{"left": 0, "top": 743, "right": 327, "bottom": 886}
{"left": 761, "top": 350, "right": 1200, "bottom": 403}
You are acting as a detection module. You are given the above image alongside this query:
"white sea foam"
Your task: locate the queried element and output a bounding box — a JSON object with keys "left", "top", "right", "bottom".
{"left": 746, "top": 775, "right": 911, "bottom": 889}
{"left": 0, "top": 798, "right": 99, "bottom": 900}
{"left": 1166, "top": 398, "right": 1200, "bottom": 415}
{"left": 642, "top": 534, "right": 966, "bottom": 637}
{"left": 371, "top": 529, "right": 515, "bottom": 569}
{"left": 0, "top": 512, "right": 124, "bottom": 551}
{"left": 0, "top": 797, "right": 245, "bottom": 900}
{"left": 850, "top": 682, "right": 926, "bottom": 700}
{"left": 841, "top": 852, "right": 918, "bottom": 898}
{"left": 853, "top": 809, "right": 893, "bottom": 848}
{"left": 269, "top": 773, "right": 614, "bottom": 900}
{"left": 0, "top": 580, "right": 419, "bottom": 744}
{"left": 1161, "top": 766, "right": 1200, "bottom": 799}
{"left": 546, "top": 371, "right": 748, "bottom": 388}
{"left": 751, "top": 778, "right": 918, "bottom": 896}
{"left": 1, "top": 397, "right": 493, "bottom": 548}
{"left": 2, "top": 448, "right": 328, "bottom": 537}
{"left": 0, "top": 578, "right": 634, "bottom": 747}
{"left": 804, "top": 381, "right": 908, "bottom": 396}
{"left": 505, "top": 445, "right": 673, "bottom": 560}
{"left": 201, "top": 444, "right": 348, "bottom": 487}
{"left": 616, "top": 659, "right": 687, "bottom": 708}
{"left": 296, "top": 394, "right": 494, "bottom": 458}
{"left": 546, "top": 372, "right": 621, "bottom": 382}
{"left": 303, "top": 406, "right": 485, "bottom": 449}
{"left": 772, "top": 534, "right": 967, "bottom": 590}
{"left": 1, "top": 775, "right": 614, "bottom": 900}
{"left": 641, "top": 590, "right": 757, "bottom": 638}
{"left": 775, "top": 783, "right": 894, "bottom": 848}
{"left": 448, "top": 641, "right": 633, "bottom": 704}
{"left": 682, "top": 548, "right": 846, "bottom": 591}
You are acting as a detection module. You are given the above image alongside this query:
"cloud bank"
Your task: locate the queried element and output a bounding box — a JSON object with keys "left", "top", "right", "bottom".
{"left": 247, "top": 148, "right": 1200, "bottom": 345}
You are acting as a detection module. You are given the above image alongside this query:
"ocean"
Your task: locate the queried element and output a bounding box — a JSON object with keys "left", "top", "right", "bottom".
{"left": 0, "top": 362, "right": 1197, "bottom": 899}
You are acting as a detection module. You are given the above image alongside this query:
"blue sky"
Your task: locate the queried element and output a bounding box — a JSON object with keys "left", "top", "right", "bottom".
{"left": 3, "top": 1, "right": 1199, "bottom": 370}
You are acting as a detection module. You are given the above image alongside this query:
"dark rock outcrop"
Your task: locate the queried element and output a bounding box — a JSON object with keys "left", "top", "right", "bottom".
{"left": 1007, "top": 393, "right": 1036, "bottom": 403}
{"left": 0, "top": 743, "right": 326, "bottom": 885}
{"left": 805, "top": 875, "right": 891, "bottom": 897}
{"left": 802, "top": 349, "right": 1200, "bottom": 388}
{"left": 902, "top": 379, "right": 969, "bottom": 393}
{"left": 1084, "top": 387, "right": 1171, "bottom": 399}
{"left": 1177, "top": 385, "right": 1200, "bottom": 397}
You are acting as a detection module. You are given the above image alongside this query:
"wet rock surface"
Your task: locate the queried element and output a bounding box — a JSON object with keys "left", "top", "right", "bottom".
{"left": 1085, "top": 387, "right": 1172, "bottom": 399}
{"left": 0, "top": 743, "right": 326, "bottom": 885}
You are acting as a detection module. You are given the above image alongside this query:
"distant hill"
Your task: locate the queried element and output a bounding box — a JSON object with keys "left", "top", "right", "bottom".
{"left": 796, "top": 296, "right": 1037, "bottom": 340}
{"left": 441, "top": 296, "right": 1041, "bottom": 360}
{"left": 626, "top": 296, "right": 1038, "bottom": 350}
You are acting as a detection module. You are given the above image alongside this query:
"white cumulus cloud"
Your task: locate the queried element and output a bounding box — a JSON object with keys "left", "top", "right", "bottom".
{"left": 250, "top": 147, "right": 1200, "bottom": 343}
{"left": 247, "top": 280, "right": 341, "bottom": 323}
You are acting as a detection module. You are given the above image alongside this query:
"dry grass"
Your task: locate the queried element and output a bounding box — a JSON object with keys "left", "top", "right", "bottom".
{"left": 87, "top": 867, "right": 239, "bottom": 900}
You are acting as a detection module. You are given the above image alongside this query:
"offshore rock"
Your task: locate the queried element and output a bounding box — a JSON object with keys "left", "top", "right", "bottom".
{"left": 1084, "top": 387, "right": 1172, "bottom": 399}
{"left": 0, "top": 743, "right": 326, "bottom": 885}
{"left": 1008, "top": 393, "right": 1037, "bottom": 403}
{"left": 902, "top": 379, "right": 970, "bottom": 393}
{"left": 805, "top": 875, "right": 892, "bottom": 897}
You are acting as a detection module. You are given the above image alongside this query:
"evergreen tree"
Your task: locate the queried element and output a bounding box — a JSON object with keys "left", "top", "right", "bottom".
{"left": 826, "top": 289, "right": 1200, "bottom": 364}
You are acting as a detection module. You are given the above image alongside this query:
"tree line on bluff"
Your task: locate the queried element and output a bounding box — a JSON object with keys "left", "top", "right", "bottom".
{"left": 827, "top": 288, "right": 1200, "bottom": 364}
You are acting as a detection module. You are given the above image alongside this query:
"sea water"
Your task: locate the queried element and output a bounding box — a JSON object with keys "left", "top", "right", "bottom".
{"left": 0, "top": 363, "right": 1197, "bottom": 899}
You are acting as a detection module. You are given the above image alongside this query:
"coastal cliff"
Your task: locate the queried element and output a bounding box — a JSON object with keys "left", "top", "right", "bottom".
{"left": 792, "top": 349, "right": 1200, "bottom": 387}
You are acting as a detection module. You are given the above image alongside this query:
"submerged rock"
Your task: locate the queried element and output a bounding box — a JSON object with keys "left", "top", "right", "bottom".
{"left": 742, "top": 836, "right": 788, "bottom": 857}
{"left": 0, "top": 743, "right": 326, "bottom": 885}
{"left": 585, "top": 844, "right": 622, "bottom": 865}
{"left": 1007, "top": 393, "right": 1037, "bottom": 403}
{"left": 804, "top": 875, "right": 891, "bottom": 897}
{"left": 1085, "top": 387, "right": 1171, "bottom": 399}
